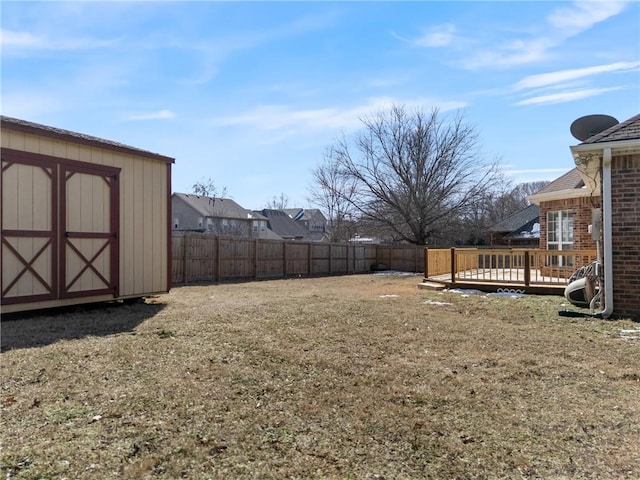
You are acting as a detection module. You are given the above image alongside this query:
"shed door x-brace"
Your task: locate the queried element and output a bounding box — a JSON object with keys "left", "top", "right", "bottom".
{"left": 1, "top": 148, "right": 120, "bottom": 306}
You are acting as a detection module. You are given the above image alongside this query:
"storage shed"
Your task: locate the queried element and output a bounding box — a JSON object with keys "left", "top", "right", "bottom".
{"left": 1, "top": 116, "right": 174, "bottom": 314}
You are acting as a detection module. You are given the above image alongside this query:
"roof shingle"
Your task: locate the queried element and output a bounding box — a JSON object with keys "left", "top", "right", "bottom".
{"left": 489, "top": 204, "right": 539, "bottom": 233}
{"left": 582, "top": 113, "right": 640, "bottom": 144}
{"left": 534, "top": 168, "right": 584, "bottom": 195}
{"left": 173, "top": 193, "right": 252, "bottom": 219}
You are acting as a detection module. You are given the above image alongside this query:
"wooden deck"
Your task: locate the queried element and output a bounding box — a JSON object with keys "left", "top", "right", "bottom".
{"left": 420, "top": 272, "right": 566, "bottom": 295}
{"left": 421, "top": 248, "right": 598, "bottom": 296}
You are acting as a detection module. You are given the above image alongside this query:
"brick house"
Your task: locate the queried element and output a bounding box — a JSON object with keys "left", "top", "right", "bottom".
{"left": 529, "top": 114, "right": 640, "bottom": 319}
{"left": 528, "top": 168, "right": 600, "bottom": 255}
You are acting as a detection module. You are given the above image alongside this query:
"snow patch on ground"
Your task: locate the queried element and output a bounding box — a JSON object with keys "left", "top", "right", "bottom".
{"left": 424, "top": 300, "right": 453, "bottom": 306}
{"left": 443, "top": 288, "right": 526, "bottom": 298}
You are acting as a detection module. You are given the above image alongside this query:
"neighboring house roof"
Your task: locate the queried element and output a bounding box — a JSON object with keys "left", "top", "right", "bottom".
{"left": 489, "top": 204, "right": 539, "bottom": 233}
{"left": 534, "top": 168, "right": 585, "bottom": 195}
{"left": 281, "top": 208, "right": 305, "bottom": 220}
{"left": 304, "top": 232, "right": 332, "bottom": 243}
{"left": 527, "top": 168, "right": 588, "bottom": 205}
{"left": 1, "top": 115, "right": 175, "bottom": 164}
{"left": 259, "top": 209, "right": 308, "bottom": 238}
{"left": 581, "top": 113, "right": 640, "bottom": 144}
{"left": 259, "top": 228, "right": 284, "bottom": 241}
{"left": 173, "top": 193, "right": 253, "bottom": 220}
{"left": 281, "top": 208, "right": 327, "bottom": 222}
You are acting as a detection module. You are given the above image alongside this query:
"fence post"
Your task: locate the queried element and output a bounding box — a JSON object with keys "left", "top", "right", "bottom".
{"left": 215, "top": 236, "right": 221, "bottom": 282}
{"left": 308, "top": 242, "right": 312, "bottom": 276}
{"left": 524, "top": 251, "right": 531, "bottom": 286}
{"left": 183, "top": 233, "right": 189, "bottom": 283}
{"left": 329, "top": 244, "right": 333, "bottom": 274}
{"left": 424, "top": 248, "right": 429, "bottom": 278}
{"left": 253, "top": 239, "right": 259, "bottom": 280}
{"left": 283, "top": 241, "right": 287, "bottom": 278}
{"left": 450, "top": 247, "right": 456, "bottom": 285}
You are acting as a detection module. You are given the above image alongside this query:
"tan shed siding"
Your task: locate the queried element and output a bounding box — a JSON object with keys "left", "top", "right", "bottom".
{"left": 2, "top": 127, "right": 170, "bottom": 302}
{"left": 7, "top": 130, "right": 26, "bottom": 150}
{"left": 120, "top": 152, "right": 135, "bottom": 295}
{"left": 132, "top": 154, "right": 145, "bottom": 292}
{"left": 115, "top": 154, "right": 168, "bottom": 296}
{"left": 153, "top": 161, "right": 168, "bottom": 291}
{"left": 1, "top": 159, "right": 54, "bottom": 298}
{"left": 610, "top": 154, "right": 640, "bottom": 319}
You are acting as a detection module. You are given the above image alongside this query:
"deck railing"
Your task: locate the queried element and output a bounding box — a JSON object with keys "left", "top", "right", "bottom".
{"left": 424, "top": 248, "right": 598, "bottom": 286}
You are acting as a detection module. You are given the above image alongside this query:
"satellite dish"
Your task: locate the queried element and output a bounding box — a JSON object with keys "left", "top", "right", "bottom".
{"left": 570, "top": 114, "right": 618, "bottom": 141}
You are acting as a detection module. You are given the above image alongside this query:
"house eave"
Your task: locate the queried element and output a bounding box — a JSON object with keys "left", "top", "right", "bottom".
{"left": 570, "top": 139, "right": 640, "bottom": 191}
{"left": 570, "top": 139, "right": 640, "bottom": 156}
{"left": 527, "top": 187, "right": 596, "bottom": 206}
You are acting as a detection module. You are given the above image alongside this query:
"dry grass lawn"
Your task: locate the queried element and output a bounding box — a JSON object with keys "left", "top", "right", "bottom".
{"left": 1, "top": 273, "right": 639, "bottom": 479}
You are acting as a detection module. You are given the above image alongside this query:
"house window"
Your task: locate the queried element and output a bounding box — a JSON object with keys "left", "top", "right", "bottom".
{"left": 547, "top": 210, "right": 574, "bottom": 266}
{"left": 174, "top": 218, "right": 179, "bottom": 229}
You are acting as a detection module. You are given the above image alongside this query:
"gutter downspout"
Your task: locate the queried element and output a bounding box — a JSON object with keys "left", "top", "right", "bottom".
{"left": 597, "top": 147, "right": 614, "bottom": 318}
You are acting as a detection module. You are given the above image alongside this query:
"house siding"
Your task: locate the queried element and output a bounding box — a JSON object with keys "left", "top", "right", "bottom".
{"left": 172, "top": 196, "right": 253, "bottom": 238}
{"left": 610, "top": 153, "right": 640, "bottom": 319}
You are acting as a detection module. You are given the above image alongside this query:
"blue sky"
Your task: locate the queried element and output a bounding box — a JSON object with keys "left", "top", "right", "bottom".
{"left": 2, "top": 1, "right": 639, "bottom": 210}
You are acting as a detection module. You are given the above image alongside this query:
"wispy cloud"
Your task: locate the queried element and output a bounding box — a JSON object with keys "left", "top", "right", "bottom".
{"left": 514, "top": 61, "right": 640, "bottom": 90}
{"left": 505, "top": 167, "right": 572, "bottom": 183}
{"left": 210, "top": 97, "right": 468, "bottom": 134}
{"left": 507, "top": 167, "right": 570, "bottom": 176}
{"left": 459, "top": 1, "right": 628, "bottom": 70}
{"left": 547, "top": 1, "right": 626, "bottom": 35}
{"left": 0, "top": 28, "right": 119, "bottom": 53}
{"left": 514, "top": 87, "right": 623, "bottom": 106}
{"left": 392, "top": 23, "right": 458, "bottom": 48}
{"left": 177, "top": 10, "right": 341, "bottom": 85}
{"left": 125, "top": 109, "right": 176, "bottom": 121}
{"left": 415, "top": 23, "right": 457, "bottom": 47}
{"left": 0, "top": 90, "right": 63, "bottom": 119}
{"left": 461, "top": 38, "right": 552, "bottom": 70}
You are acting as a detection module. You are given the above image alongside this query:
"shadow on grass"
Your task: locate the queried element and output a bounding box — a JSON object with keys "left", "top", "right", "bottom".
{"left": 0, "top": 300, "right": 166, "bottom": 352}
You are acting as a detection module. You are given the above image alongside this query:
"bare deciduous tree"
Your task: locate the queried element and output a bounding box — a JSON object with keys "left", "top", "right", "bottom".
{"left": 454, "top": 178, "right": 551, "bottom": 245}
{"left": 192, "top": 177, "right": 228, "bottom": 232}
{"left": 192, "top": 177, "right": 227, "bottom": 200}
{"left": 308, "top": 154, "right": 359, "bottom": 242}
{"left": 317, "top": 106, "right": 501, "bottom": 245}
{"left": 265, "top": 193, "right": 290, "bottom": 210}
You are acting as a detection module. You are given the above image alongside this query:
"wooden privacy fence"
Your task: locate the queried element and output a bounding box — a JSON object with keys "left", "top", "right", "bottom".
{"left": 424, "top": 247, "right": 598, "bottom": 286}
{"left": 171, "top": 233, "right": 425, "bottom": 284}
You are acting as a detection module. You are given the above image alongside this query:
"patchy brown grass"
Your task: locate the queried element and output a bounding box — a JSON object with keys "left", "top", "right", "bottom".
{"left": 1, "top": 273, "right": 639, "bottom": 479}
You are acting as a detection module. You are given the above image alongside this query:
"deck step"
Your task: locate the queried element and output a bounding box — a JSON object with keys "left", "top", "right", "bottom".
{"left": 418, "top": 280, "right": 446, "bottom": 291}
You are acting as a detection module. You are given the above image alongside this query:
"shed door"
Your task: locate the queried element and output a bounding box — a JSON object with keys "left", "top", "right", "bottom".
{"left": 1, "top": 155, "right": 58, "bottom": 304}
{"left": 60, "top": 163, "right": 119, "bottom": 299}
{"left": 1, "top": 149, "right": 120, "bottom": 305}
